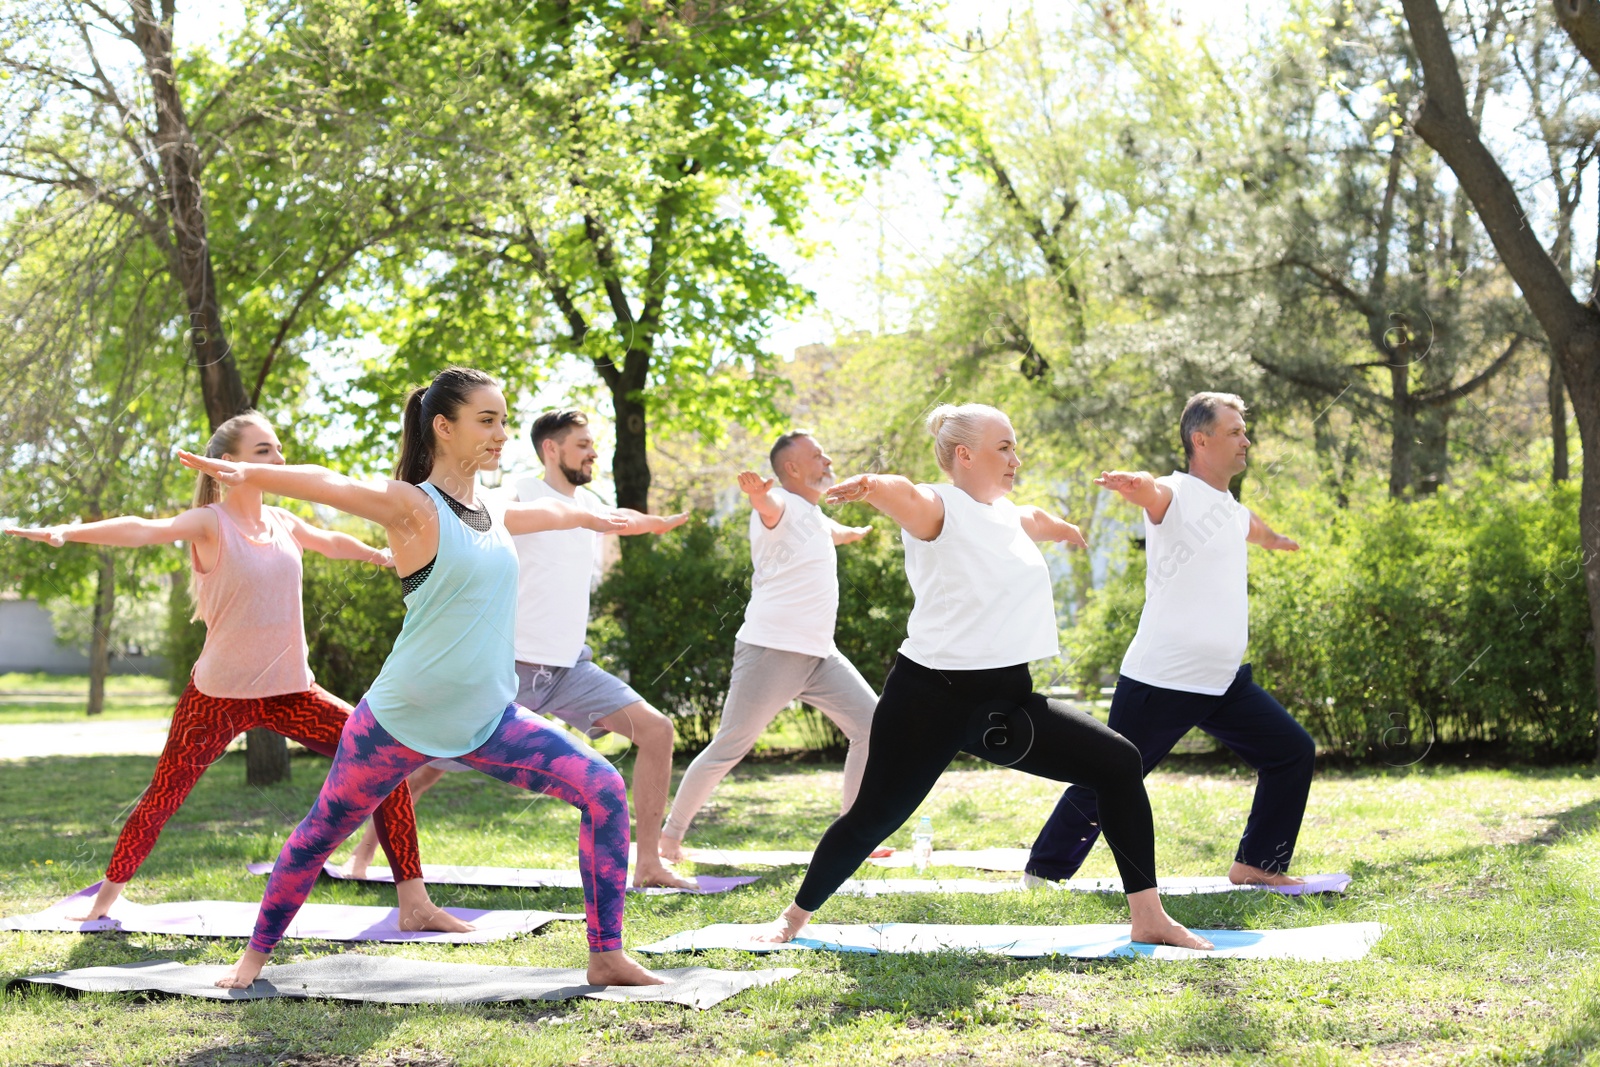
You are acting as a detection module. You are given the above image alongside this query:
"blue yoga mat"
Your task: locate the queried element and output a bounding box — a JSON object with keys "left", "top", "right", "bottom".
{"left": 638, "top": 921, "right": 1385, "bottom": 961}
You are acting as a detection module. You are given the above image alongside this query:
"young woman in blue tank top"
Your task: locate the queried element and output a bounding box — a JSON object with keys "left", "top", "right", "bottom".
{"left": 757, "top": 403, "right": 1214, "bottom": 952}
{"left": 181, "top": 367, "right": 677, "bottom": 990}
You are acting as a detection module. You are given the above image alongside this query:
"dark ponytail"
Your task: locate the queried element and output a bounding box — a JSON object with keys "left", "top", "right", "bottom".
{"left": 393, "top": 367, "right": 497, "bottom": 484}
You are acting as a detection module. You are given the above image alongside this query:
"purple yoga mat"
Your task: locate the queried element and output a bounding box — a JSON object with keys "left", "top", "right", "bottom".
{"left": 0, "top": 883, "right": 580, "bottom": 944}
{"left": 245, "top": 862, "right": 757, "bottom": 895}
{"left": 1053, "top": 873, "right": 1353, "bottom": 896}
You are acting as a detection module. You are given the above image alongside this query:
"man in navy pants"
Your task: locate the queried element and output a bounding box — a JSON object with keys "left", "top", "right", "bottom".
{"left": 1026, "top": 392, "right": 1316, "bottom": 887}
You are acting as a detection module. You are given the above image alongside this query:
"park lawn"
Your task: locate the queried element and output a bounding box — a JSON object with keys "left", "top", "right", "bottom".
{"left": 0, "top": 673, "right": 174, "bottom": 724}
{"left": 1, "top": 748, "right": 1597, "bottom": 1067}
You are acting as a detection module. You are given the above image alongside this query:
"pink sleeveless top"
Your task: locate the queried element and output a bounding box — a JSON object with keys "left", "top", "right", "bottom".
{"left": 190, "top": 504, "right": 315, "bottom": 699}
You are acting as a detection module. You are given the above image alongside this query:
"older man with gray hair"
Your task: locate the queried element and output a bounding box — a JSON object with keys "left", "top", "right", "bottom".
{"left": 659, "top": 431, "right": 877, "bottom": 861}
{"left": 1026, "top": 392, "right": 1316, "bottom": 888}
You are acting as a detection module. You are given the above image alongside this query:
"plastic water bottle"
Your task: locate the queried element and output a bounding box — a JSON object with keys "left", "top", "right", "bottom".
{"left": 912, "top": 815, "right": 934, "bottom": 872}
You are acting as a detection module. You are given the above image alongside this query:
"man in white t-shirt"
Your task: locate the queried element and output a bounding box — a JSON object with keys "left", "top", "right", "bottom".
{"left": 659, "top": 431, "right": 878, "bottom": 861}
{"left": 508, "top": 409, "right": 694, "bottom": 889}
{"left": 1026, "top": 392, "right": 1316, "bottom": 888}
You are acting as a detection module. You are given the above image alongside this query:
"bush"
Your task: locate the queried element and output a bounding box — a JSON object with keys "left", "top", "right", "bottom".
{"left": 590, "top": 506, "right": 912, "bottom": 753}
{"left": 1067, "top": 476, "right": 1595, "bottom": 761}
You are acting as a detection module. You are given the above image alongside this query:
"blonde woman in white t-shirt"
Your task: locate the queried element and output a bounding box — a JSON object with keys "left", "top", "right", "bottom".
{"left": 759, "top": 404, "right": 1212, "bottom": 951}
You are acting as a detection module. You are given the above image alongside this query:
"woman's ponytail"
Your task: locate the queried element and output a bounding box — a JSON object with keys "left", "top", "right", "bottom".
{"left": 392, "top": 367, "right": 495, "bottom": 484}
{"left": 394, "top": 386, "right": 433, "bottom": 484}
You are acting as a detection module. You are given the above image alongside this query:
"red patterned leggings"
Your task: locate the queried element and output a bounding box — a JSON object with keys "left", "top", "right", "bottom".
{"left": 104, "top": 680, "right": 423, "bottom": 884}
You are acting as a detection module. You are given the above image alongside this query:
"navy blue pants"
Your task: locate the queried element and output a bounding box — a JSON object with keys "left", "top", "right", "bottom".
{"left": 1027, "top": 664, "right": 1315, "bottom": 879}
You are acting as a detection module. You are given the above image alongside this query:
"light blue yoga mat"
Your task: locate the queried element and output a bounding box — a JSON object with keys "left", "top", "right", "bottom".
{"left": 638, "top": 921, "right": 1385, "bottom": 961}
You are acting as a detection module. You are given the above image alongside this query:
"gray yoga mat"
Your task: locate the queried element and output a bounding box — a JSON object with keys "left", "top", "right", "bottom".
{"left": 246, "top": 861, "right": 758, "bottom": 895}
{"left": 638, "top": 921, "right": 1386, "bottom": 961}
{"left": 831, "top": 873, "right": 1352, "bottom": 897}
{"left": 0, "top": 884, "right": 579, "bottom": 944}
{"left": 18, "top": 955, "right": 800, "bottom": 1009}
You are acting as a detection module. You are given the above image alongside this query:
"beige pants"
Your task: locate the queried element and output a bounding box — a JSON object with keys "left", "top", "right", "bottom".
{"left": 662, "top": 640, "right": 877, "bottom": 840}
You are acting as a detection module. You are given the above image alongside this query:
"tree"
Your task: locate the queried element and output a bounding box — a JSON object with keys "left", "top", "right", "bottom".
{"left": 0, "top": 211, "right": 192, "bottom": 716}
{"left": 1399, "top": 0, "right": 1600, "bottom": 757}
{"left": 1513, "top": 6, "right": 1598, "bottom": 484}
{"left": 312, "top": 0, "right": 930, "bottom": 516}
{"left": 0, "top": 0, "right": 251, "bottom": 426}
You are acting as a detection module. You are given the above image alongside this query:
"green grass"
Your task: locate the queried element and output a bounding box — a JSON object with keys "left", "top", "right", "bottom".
{"left": 0, "top": 673, "right": 174, "bottom": 723}
{"left": 2, "top": 747, "right": 1598, "bottom": 1066}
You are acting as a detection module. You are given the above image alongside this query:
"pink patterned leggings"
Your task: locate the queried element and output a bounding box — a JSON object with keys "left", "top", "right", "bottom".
{"left": 249, "top": 700, "right": 629, "bottom": 955}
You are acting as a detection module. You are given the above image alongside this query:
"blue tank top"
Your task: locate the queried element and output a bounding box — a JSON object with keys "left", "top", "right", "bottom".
{"left": 364, "top": 482, "right": 519, "bottom": 757}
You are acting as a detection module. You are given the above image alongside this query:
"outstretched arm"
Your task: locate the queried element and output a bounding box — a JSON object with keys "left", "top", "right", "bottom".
{"left": 504, "top": 500, "right": 688, "bottom": 537}
{"left": 177, "top": 452, "right": 427, "bottom": 529}
{"left": 828, "top": 517, "right": 873, "bottom": 545}
{"left": 5, "top": 508, "right": 216, "bottom": 550}
{"left": 1095, "top": 471, "right": 1173, "bottom": 525}
{"left": 1247, "top": 509, "right": 1299, "bottom": 551}
{"left": 282, "top": 512, "right": 393, "bottom": 567}
{"left": 824, "top": 474, "right": 944, "bottom": 541}
{"left": 1018, "top": 506, "right": 1088, "bottom": 549}
{"left": 738, "top": 471, "right": 784, "bottom": 530}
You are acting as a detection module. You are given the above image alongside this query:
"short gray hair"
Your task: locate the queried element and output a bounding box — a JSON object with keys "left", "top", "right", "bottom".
{"left": 769, "top": 430, "right": 814, "bottom": 475}
{"left": 1179, "top": 392, "right": 1248, "bottom": 461}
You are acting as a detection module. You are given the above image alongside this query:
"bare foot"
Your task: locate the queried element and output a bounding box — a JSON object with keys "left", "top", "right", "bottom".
{"left": 753, "top": 903, "right": 812, "bottom": 944}
{"left": 1126, "top": 887, "right": 1213, "bottom": 951}
{"left": 397, "top": 904, "right": 477, "bottom": 934}
{"left": 334, "top": 859, "right": 368, "bottom": 880}
{"left": 587, "top": 949, "right": 666, "bottom": 986}
{"left": 1229, "top": 861, "right": 1305, "bottom": 887}
{"left": 657, "top": 835, "right": 685, "bottom": 863}
{"left": 342, "top": 825, "right": 381, "bottom": 879}
{"left": 632, "top": 862, "right": 700, "bottom": 891}
{"left": 67, "top": 880, "right": 125, "bottom": 922}
{"left": 395, "top": 880, "right": 476, "bottom": 933}
{"left": 215, "top": 949, "right": 269, "bottom": 989}
{"left": 1129, "top": 914, "right": 1215, "bottom": 950}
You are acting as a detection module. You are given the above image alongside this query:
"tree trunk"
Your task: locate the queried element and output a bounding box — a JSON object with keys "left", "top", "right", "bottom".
{"left": 610, "top": 367, "right": 652, "bottom": 514}
{"left": 86, "top": 549, "right": 115, "bottom": 717}
{"left": 129, "top": 0, "right": 251, "bottom": 430}
{"left": 1553, "top": 350, "right": 1571, "bottom": 484}
{"left": 1577, "top": 380, "right": 1600, "bottom": 763}
{"left": 1400, "top": 0, "right": 1600, "bottom": 760}
{"left": 1415, "top": 402, "right": 1451, "bottom": 495}
{"left": 246, "top": 729, "right": 292, "bottom": 787}
{"left": 1388, "top": 366, "right": 1415, "bottom": 499}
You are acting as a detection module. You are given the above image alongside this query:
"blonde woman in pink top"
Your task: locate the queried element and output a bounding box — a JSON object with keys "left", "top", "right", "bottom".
{"left": 4, "top": 413, "right": 463, "bottom": 932}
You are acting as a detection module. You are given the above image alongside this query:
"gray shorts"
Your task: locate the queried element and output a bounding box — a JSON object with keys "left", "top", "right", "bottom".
{"left": 515, "top": 644, "right": 643, "bottom": 739}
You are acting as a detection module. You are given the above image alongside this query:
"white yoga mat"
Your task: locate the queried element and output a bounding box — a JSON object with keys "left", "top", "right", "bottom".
{"left": 682, "top": 847, "right": 1014, "bottom": 870}
{"left": 20, "top": 956, "right": 799, "bottom": 1009}
{"left": 1, "top": 883, "right": 580, "bottom": 944}
{"left": 638, "top": 921, "right": 1386, "bottom": 961}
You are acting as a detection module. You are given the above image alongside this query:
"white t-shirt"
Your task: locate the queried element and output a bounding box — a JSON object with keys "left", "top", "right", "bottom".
{"left": 735, "top": 486, "right": 840, "bottom": 659}
{"left": 1119, "top": 471, "right": 1251, "bottom": 694}
{"left": 899, "top": 483, "right": 1060, "bottom": 670}
{"left": 511, "top": 475, "right": 607, "bottom": 668}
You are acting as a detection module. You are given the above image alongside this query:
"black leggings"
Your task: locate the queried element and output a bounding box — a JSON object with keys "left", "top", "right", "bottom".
{"left": 795, "top": 654, "right": 1159, "bottom": 911}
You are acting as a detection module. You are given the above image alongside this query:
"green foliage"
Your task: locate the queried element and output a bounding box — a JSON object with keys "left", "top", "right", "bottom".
{"left": 298, "top": 550, "right": 407, "bottom": 705}
{"left": 590, "top": 506, "right": 910, "bottom": 752}
{"left": 589, "top": 516, "right": 752, "bottom": 750}
{"left": 1069, "top": 477, "right": 1595, "bottom": 760}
